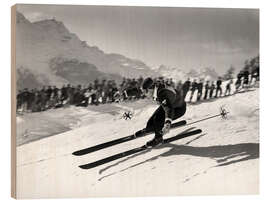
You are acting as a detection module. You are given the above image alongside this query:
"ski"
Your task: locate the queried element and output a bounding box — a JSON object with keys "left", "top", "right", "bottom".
{"left": 72, "top": 120, "right": 187, "bottom": 156}
{"left": 78, "top": 128, "right": 202, "bottom": 169}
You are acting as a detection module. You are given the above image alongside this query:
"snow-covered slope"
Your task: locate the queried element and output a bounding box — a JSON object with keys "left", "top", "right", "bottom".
{"left": 16, "top": 88, "right": 259, "bottom": 198}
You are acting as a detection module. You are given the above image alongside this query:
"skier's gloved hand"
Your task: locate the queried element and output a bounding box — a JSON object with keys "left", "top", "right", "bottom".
{"left": 162, "top": 120, "right": 172, "bottom": 134}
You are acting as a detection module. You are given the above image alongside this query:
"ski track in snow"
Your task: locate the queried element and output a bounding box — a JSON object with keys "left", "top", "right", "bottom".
{"left": 16, "top": 88, "right": 259, "bottom": 198}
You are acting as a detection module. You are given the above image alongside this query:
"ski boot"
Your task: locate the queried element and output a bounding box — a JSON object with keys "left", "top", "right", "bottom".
{"left": 146, "top": 132, "right": 164, "bottom": 147}
{"left": 134, "top": 128, "right": 152, "bottom": 138}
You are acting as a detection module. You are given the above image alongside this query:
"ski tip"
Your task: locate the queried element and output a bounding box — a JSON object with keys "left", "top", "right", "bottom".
{"left": 179, "top": 120, "right": 187, "bottom": 125}
{"left": 78, "top": 165, "right": 89, "bottom": 169}
{"left": 195, "top": 129, "right": 202, "bottom": 133}
{"left": 72, "top": 152, "right": 79, "bottom": 156}
{"left": 72, "top": 151, "right": 84, "bottom": 156}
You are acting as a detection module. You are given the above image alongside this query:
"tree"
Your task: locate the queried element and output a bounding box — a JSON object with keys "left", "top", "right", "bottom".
{"left": 223, "top": 65, "right": 235, "bottom": 80}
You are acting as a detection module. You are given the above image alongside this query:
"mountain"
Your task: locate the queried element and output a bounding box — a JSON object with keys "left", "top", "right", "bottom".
{"left": 156, "top": 65, "right": 219, "bottom": 82}
{"left": 187, "top": 67, "right": 219, "bottom": 81}
{"left": 157, "top": 65, "right": 187, "bottom": 81}
{"left": 15, "top": 11, "right": 158, "bottom": 89}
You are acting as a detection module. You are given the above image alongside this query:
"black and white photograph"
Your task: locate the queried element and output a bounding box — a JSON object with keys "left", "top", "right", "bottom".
{"left": 11, "top": 4, "right": 259, "bottom": 199}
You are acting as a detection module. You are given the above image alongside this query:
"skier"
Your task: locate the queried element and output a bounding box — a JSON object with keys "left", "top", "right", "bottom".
{"left": 140, "top": 77, "right": 187, "bottom": 147}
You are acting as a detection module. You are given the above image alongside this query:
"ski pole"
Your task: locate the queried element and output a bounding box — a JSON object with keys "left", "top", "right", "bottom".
{"left": 186, "top": 106, "right": 229, "bottom": 126}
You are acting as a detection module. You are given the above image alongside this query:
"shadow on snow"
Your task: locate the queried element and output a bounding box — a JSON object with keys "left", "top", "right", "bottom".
{"left": 98, "top": 141, "right": 259, "bottom": 181}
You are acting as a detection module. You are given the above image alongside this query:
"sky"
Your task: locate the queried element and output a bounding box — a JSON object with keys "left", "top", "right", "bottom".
{"left": 17, "top": 4, "right": 259, "bottom": 74}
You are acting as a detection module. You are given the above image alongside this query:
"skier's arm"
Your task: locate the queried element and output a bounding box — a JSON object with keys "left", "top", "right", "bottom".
{"left": 160, "top": 101, "right": 174, "bottom": 134}
{"left": 161, "top": 100, "right": 174, "bottom": 124}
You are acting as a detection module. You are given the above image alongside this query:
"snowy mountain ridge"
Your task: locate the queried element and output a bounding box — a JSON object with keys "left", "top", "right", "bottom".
{"left": 16, "top": 11, "right": 158, "bottom": 89}
{"left": 156, "top": 65, "right": 219, "bottom": 82}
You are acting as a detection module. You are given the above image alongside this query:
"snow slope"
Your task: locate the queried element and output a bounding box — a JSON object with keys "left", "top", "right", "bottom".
{"left": 16, "top": 88, "right": 259, "bottom": 198}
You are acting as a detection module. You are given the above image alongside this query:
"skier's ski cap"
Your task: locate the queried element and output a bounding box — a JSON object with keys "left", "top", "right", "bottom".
{"left": 142, "top": 77, "right": 154, "bottom": 89}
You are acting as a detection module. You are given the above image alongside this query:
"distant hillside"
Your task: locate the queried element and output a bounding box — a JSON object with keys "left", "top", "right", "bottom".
{"left": 157, "top": 65, "right": 219, "bottom": 82}
{"left": 15, "top": 11, "right": 158, "bottom": 89}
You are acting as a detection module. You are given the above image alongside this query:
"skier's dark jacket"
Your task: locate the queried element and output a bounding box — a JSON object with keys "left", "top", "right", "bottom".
{"left": 156, "top": 86, "right": 185, "bottom": 123}
{"left": 142, "top": 77, "right": 185, "bottom": 123}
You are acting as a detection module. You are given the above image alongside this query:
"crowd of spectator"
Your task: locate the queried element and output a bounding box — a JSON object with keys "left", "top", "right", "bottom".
{"left": 16, "top": 77, "right": 145, "bottom": 113}
{"left": 16, "top": 57, "right": 259, "bottom": 113}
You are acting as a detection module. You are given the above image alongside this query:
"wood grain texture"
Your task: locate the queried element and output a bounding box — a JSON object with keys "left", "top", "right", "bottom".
{"left": 11, "top": 4, "right": 17, "bottom": 199}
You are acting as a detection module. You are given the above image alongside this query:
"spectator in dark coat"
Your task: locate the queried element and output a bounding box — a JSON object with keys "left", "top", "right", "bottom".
{"left": 215, "top": 77, "right": 222, "bottom": 98}
{"left": 225, "top": 79, "right": 233, "bottom": 96}
{"left": 203, "top": 81, "right": 210, "bottom": 100}
{"left": 189, "top": 79, "right": 197, "bottom": 102}
{"left": 182, "top": 78, "right": 191, "bottom": 99}
{"left": 197, "top": 79, "right": 203, "bottom": 101}
{"left": 209, "top": 82, "right": 215, "bottom": 99}
{"left": 235, "top": 71, "right": 243, "bottom": 92}
{"left": 243, "top": 68, "right": 250, "bottom": 88}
